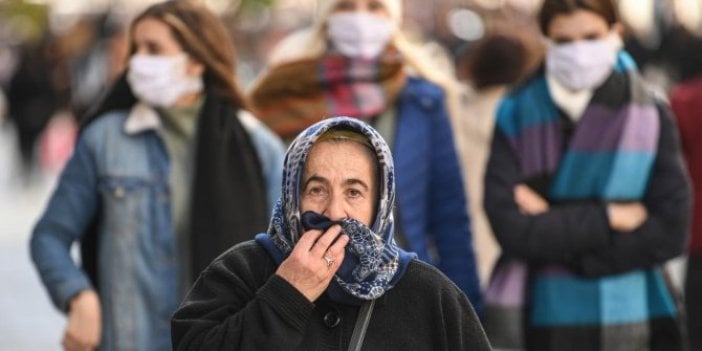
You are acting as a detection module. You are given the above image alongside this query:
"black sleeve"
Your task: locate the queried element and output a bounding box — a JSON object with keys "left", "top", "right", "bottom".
{"left": 483, "top": 127, "right": 611, "bottom": 263}
{"left": 575, "top": 104, "right": 692, "bottom": 276}
{"left": 171, "top": 243, "right": 314, "bottom": 351}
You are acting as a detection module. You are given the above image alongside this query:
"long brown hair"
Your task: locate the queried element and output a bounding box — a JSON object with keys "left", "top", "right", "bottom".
{"left": 129, "top": 0, "right": 247, "bottom": 108}
{"left": 538, "top": 0, "right": 619, "bottom": 35}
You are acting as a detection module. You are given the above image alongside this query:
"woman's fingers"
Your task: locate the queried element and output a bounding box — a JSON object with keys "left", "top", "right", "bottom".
{"left": 295, "top": 228, "right": 324, "bottom": 252}
{"left": 62, "top": 331, "right": 96, "bottom": 351}
{"left": 325, "top": 233, "right": 349, "bottom": 271}
{"left": 62, "top": 290, "right": 101, "bottom": 351}
{"left": 276, "top": 224, "right": 350, "bottom": 302}
{"left": 607, "top": 202, "right": 648, "bottom": 232}
{"left": 62, "top": 334, "right": 79, "bottom": 351}
{"left": 514, "top": 184, "right": 549, "bottom": 215}
{"left": 327, "top": 232, "right": 349, "bottom": 260}
{"left": 309, "top": 225, "right": 343, "bottom": 258}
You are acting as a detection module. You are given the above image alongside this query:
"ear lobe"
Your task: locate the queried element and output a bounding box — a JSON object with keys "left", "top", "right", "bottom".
{"left": 611, "top": 22, "right": 624, "bottom": 37}
{"left": 186, "top": 58, "right": 205, "bottom": 76}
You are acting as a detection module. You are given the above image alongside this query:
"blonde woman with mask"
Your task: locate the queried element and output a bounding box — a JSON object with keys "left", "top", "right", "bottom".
{"left": 249, "top": 0, "right": 482, "bottom": 313}
{"left": 29, "top": 1, "right": 285, "bottom": 350}
{"left": 483, "top": 0, "right": 690, "bottom": 349}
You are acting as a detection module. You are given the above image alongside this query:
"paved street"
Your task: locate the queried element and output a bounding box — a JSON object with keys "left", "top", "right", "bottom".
{"left": 0, "top": 121, "right": 63, "bottom": 350}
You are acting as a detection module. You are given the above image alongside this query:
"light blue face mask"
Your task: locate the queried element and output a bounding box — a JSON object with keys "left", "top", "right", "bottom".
{"left": 127, "top": 53, "right": 203, "bottom": 107}
{"left": 545, "top": 34, "right": 621, "bottom": 91}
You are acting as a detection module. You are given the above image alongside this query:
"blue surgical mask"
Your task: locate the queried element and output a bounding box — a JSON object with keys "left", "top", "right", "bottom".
{"left": 546, "top": 34, "right": 621, "bottom": 91}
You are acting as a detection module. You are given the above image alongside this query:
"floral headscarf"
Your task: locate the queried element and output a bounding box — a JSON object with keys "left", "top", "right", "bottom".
{"left": 256, "top": 116, "right": 415, "bottom": 302}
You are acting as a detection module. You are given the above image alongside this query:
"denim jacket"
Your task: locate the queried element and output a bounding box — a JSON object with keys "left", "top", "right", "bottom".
{"left": 30, "top": 107, "right": 284, "bottom": 351}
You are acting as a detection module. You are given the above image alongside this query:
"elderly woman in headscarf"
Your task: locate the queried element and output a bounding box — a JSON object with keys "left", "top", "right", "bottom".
{"left": 248, "top": 0, "right": 482, "bottom": 314}
{"left": 171, "top": 117, "right": 490, "bottom": 351}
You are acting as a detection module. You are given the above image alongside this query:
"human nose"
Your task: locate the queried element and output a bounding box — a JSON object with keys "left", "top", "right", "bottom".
{"left": 132, "top": 47, "right": 147, "bottom": 56}
{"left": 323, "top": 194, "right": 346, "bottom": 221}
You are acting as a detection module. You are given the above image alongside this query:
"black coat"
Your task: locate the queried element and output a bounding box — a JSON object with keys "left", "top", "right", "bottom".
{"left": 171, "top": 241, "right": 491, "bottom": 351}
{"left": 484, "top": 103, "right": 691, "bottom": 276}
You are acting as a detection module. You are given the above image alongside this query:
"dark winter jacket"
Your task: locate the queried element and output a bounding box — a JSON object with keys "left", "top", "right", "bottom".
{"left": 171, "top": 241, "right": 491, "bottom": 351}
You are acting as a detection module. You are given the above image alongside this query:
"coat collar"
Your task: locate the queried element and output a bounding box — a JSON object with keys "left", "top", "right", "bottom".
{"left": 124, "top": 102, "right": 161, "bottom": 135}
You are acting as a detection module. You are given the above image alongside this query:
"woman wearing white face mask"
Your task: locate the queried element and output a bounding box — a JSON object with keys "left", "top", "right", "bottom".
{"left": 248, "top": 0, "right": 483, "bottom": 316}
{"left": 483, "top": 0, "right": 690, "bottom": 350}
{"left": 29, "top": 1, "right": 285, "bottom": 350}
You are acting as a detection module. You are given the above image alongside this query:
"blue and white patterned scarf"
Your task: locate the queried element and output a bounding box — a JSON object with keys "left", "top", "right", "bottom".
{"left": 255, "top": 117, "right": 415, "bottom": 303}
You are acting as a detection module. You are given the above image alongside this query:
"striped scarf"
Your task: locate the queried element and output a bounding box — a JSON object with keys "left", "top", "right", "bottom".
{"left": 487, "top": 52, "right": 680, "bottom": 350}
{"left": 250, "top": 50, "right": 406, "bottom": 139}
{"left": 498, "top": 52, "right": 659, "bottom": 200}
{"left": 256, "top": 117, "right": 415, "bottom": 303}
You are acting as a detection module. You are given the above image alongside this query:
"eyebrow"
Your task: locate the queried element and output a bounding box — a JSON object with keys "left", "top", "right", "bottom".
{"left": 554, "top": 29, "right": 604, "bottom": 42}
{"left": 343, "top": 178, "right": 370, "bottom": 191}
{"left": 303, "top": 175, "right": 329, "bottom": 190}
{"left": 303, "top": 175, "right": 370, "bottom": 192}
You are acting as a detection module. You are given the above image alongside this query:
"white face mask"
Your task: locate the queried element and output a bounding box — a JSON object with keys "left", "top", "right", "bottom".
{"left": 545, "top": 35, "right": 621, "bottom": 91}
{"left": 127, "top": 53, "right": 203, "bottom": 108}
{"left": 327, "top": 12, "right": 394, "bottom": 59}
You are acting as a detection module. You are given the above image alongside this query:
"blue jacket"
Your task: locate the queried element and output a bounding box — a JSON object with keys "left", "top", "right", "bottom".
{"left": 30, "top": 107, "right": 284, "bottom": 351}
{"left": 392, "top": 77, "right": 482, "bottom": 312}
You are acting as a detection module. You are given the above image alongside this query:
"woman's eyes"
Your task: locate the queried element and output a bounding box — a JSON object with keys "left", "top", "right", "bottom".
{"left": 553, "top": 34, "right": 605, "bottom": 45}
{"left": 134, "top": 42, "right": 162, "bottom": 55}
{"left": 307, "top": 186, "right": 327, "bottom": 197}
{"left": 305, "top": 186, "right": 364, "bottom": 199}
{"left": 584, "top": 34, "right": 602, "bottom": 41}
{"left": 147, "top": 43, "right": 164, "bottom": 55}
{"left": 346, "top": 188, "right": 364, "bottom": 198}
{"left": 368, "top": 0, "right": 385, "bottom": 12}
{"left": 333, "top": 0, "right": 386, "bottom": 13}
{"left": 334, "top": 0, "right": 355, "bottom": 11}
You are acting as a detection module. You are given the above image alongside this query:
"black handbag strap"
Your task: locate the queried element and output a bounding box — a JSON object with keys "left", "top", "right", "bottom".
{"left": 348, "top": 299, "right": 376, "bottom": 351}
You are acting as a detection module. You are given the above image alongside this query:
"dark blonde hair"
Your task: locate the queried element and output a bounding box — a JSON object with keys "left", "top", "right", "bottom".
{"left": 129, "top": 0, "right": 247, "bottom": 108}
{"left": 317, "top": 129, "right": 374, "bottom": 150}
{"left": 538, "top": 0, "right": 619, "bottom": 35}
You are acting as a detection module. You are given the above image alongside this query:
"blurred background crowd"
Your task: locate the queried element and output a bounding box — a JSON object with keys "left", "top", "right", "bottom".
{"left": 2, "top": 0, "right": 702, "bottom": 349}
{"left": 4, "top": 0, "right": 702, "bottom": 182}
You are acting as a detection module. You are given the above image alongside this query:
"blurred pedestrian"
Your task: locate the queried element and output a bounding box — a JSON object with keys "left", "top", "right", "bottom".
{"left": 249, "top": 0, "right": 482, "bottom": 313}
{"left": 6, "top": 34, "right": 68, "bottom": 178}
{"left": 454, "top": 33, "right": 529, "bottom": 285}
{"left": 171, "top": 117, "right": 491, "bottom": 351}
{"left": 670, "top": 75, "right": 702, "bottom": 351}
{"left": 483, "top": 0, "right": 691, "bottom": 349}
{"left": 30, "top": 1, "right": 285, "bottom": 350}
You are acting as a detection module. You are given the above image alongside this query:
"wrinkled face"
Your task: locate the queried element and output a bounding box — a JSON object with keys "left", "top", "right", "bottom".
{"left": 300, "top": 141, "right": 377, "bottom": 226}
{"left": 546, "top": 9, "right": 611, "bottom": 44}
{"left": 331, "top": 0, "right": 390, "bottom": 18}
{"left": 131, "top": 18, "right": 203, "bottom": 76}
